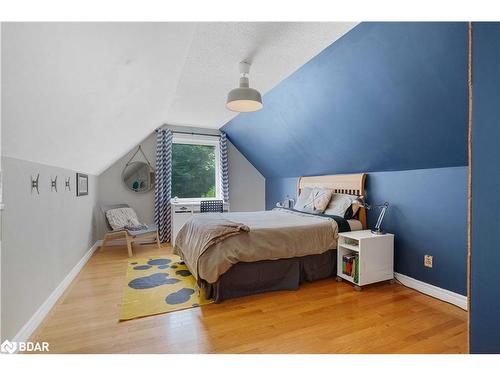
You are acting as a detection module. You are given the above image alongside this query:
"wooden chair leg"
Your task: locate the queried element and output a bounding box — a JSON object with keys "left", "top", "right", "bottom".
{"left": 126, "top": 235, "right": 133, "bottom": 257}
{"left": 156, "top": 231, "right": 161, "bottom": 249}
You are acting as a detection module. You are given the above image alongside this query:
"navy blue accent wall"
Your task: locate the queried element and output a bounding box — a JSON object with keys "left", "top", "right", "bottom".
{"left": 366, "top": 168, "right": 467, "bottom": 294}
{"left": 266, "top": 167, "right": 467, "bottom": 295}
{"left": 470, "top": 22, "right": 500, "bottom": 353}
{"left": 265, "top": 177, "right": 298, "bottom": 210}
{"left": 226, "top": 23, "right": 469, "bottom": 296}
{"left": 223, "top": 22, "right": 468, "bottom": 178}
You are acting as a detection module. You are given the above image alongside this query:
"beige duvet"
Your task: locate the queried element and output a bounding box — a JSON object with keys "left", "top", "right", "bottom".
{"left": 174, "top": 208, "right": 361, "bottom": 284}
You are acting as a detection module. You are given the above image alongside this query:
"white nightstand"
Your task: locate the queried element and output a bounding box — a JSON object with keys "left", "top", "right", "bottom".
{"left": 336, "top": 230, "right": 394, "bottom": 291}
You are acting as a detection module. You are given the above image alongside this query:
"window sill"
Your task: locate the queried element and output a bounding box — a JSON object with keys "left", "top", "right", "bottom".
{"left": 171, "top": 199, "right": 228, "bottom": 204}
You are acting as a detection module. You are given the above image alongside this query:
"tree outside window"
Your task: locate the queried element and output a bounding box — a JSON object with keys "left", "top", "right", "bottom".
{"left": 171, "top": 143, "right": 216, "bottom": 199}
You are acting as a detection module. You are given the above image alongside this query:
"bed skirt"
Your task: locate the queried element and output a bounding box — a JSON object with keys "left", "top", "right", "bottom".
{"left": 203, "top": 249, "right": 337, "bottom": 303}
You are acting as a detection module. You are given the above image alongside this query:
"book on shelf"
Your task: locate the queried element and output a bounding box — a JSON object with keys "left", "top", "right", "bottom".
{"left": 342, "top": 253, "right": 359, "bottom": 283}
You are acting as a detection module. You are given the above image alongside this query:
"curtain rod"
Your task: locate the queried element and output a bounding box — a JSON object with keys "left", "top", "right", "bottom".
{"left": 155, "top": 128, "right": 222, "bottom": 138}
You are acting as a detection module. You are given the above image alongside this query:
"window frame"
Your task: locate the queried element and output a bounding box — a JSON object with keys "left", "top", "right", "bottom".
{"left": 171, "top": 134, "right": 221, "bottom": 203}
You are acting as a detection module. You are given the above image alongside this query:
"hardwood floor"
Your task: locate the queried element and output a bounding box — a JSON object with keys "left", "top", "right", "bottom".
{"left": 29, "top": 243, "right": 468, "bottom": 354}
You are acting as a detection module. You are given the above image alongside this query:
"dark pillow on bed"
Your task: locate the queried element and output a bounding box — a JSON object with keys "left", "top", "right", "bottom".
{"left": 343, "top": 205, "right": 355, "bottom": 220}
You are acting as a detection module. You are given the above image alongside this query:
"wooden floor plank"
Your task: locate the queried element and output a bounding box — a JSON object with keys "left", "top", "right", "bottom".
{"left": 28, "top": 243, "right": 468, "bottom": 354}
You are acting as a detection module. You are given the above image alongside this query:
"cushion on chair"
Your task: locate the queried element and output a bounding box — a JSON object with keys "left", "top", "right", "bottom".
{"left": 126, "top": 224, "right": 158, "bottom": 237}
{"left": 106, "top": 207, "right": 142, "bottom": 231}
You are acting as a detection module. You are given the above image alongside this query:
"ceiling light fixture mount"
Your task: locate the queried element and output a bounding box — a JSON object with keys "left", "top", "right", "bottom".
{"left": 226, "top": 61, "right": 263, "bottom": 113}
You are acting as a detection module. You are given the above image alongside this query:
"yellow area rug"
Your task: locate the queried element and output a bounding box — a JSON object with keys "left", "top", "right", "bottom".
{"left": 120, "top": 255, "right": 212, "bottom": 321}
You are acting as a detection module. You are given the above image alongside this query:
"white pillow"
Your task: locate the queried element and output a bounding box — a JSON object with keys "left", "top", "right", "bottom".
{"left": 294, "top": 187, "right": 312, "bottom": 211}
{"left": 294, "top": 187, "right": 333, "bottom": 214}
{"left": 106, "top": 207, "right": 141, "bottom": 231}
{"left": 324, "top": 193, "right": 360, "bottom": 218}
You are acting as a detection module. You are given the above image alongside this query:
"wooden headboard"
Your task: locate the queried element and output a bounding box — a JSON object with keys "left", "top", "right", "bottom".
{"left": 297, "top": 173, "right": 367, "bottom": 229}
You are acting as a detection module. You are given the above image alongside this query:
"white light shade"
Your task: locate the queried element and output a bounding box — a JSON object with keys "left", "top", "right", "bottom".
{"left": 226, "top": 62, "right": 263, "bottom": 112}
{"left": 226, "top": 87, "right": 263, "bottom": 112}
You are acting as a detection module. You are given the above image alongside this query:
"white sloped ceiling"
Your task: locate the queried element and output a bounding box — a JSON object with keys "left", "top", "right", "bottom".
{"left": 1, "top": 22, "right": 356, "bottom": 174}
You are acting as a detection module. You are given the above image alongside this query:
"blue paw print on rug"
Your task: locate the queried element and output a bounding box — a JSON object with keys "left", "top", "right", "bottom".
{"left": 133, "top": 265, "right": 151, "bottom": 270}
{"left": 165, "top": 288, "right": 195, "bottom": 305}
{"left": 132, "top": 259, "right": 171, "bottom": 271}
{"left": 128, "top": 273, "right": 180, "bottom": 289}
{"left": 147, "top": 258, "right": 171, "bottom": 266}
{"left": 175, "top": 270, "right": 191, "bottom": 277}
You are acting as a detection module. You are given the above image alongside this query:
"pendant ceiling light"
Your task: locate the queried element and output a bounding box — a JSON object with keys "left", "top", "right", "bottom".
{"left": 226, "top": 62, "right": 263, "bottom": 112}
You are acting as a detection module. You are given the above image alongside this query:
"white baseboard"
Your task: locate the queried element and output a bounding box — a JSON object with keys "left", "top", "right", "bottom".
{"left": 394, "top": 272, "right": 467, "bottom": 311}
{"left": 11, "top": 241, "right": 101, "bottom": 347}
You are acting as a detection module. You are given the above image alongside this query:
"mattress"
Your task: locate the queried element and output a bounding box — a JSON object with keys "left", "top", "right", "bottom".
{"left": 175, "top": 208, "right": 361, "bottom": 284}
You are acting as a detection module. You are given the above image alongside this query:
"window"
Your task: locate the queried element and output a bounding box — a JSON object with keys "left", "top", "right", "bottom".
{"left": 171, "top": 135, "right": 221, "bottom": 201}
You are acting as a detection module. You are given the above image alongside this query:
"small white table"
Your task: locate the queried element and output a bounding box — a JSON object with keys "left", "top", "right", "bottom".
{"left": 336, "top": 230, "right": 394, "bottom": 291}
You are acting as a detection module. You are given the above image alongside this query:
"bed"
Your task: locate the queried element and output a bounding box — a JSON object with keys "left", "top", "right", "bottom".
{"left": 174, "top": 173, "right": 367, "bottom": 302}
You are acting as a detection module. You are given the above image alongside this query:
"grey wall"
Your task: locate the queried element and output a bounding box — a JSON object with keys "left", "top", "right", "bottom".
{"left": 0, "top": 156, "right": 98, "bottom": 340}
{"left": 97, "top": 133, "right": 156, "bottom": 239}
{"left": 97, "top": 129, "right": 265, "bottom": 239}
{"left": 226, "top": 141, "right": 265, "bottom": 212}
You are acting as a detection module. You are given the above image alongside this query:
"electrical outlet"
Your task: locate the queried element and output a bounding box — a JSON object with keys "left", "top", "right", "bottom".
{"left": 424, "top": 255, "right": 433, "bottom": 268}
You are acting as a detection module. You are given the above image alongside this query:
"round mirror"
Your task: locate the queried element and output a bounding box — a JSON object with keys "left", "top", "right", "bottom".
{"left": 122, "top": 161, "right": 155, "bottom": 193}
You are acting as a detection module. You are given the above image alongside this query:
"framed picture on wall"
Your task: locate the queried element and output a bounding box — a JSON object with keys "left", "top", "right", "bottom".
{"left": 76, "top": 173, "right": 88, "bottom": 196}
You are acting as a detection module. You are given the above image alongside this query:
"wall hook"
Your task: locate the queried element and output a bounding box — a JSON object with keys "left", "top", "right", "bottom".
{"left": 51, "top": 176, "right": 58, "bottom": 192}
{"left": 65, "top": 177, "right": 71, "bottom": 191}
{"left": 31, "top": 174, "right": 40, "bottom": 194}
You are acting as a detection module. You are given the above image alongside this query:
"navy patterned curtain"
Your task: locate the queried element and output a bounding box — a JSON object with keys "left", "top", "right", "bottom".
{"left": 219, "top": 132, "right": 229, "bottom": 202}
{"left": 154, "top": 128, "right": 173, "bottom": 243}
